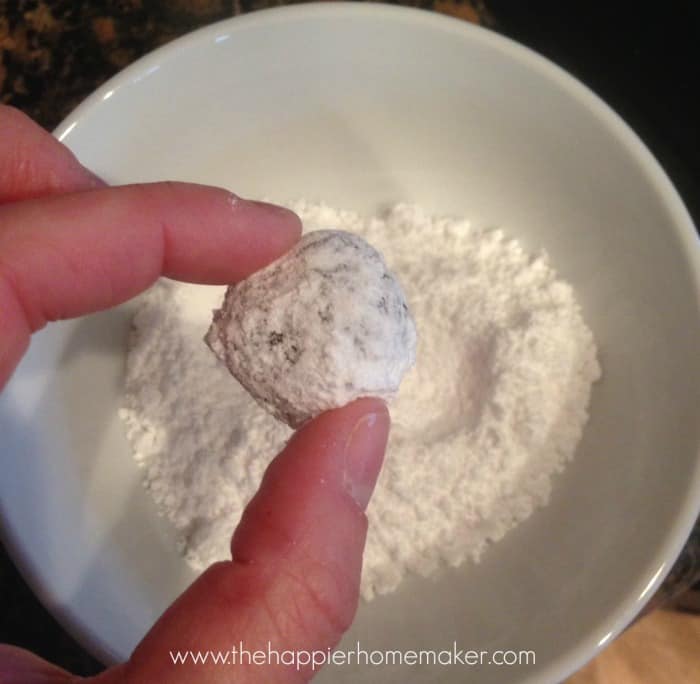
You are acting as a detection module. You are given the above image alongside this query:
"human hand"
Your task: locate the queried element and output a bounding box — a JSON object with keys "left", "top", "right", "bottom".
{"left": 0, "top": 105, "right": 390, "bottom": 683}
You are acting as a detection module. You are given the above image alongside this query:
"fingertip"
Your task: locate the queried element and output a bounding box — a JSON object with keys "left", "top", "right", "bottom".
{"left": 340, "top": 399, "right": 391, "bottom": 511}
{"left": 293, "top": 397, "right": 390, "bottom": 441}
{"left": 136, "top": 183, "right": 303, "bottom": 282}
{"left": 244, "top": 198, "right": 304, "bottom": 237}
{"left": 224, "top": 194, "right": 303, "bottom": 277}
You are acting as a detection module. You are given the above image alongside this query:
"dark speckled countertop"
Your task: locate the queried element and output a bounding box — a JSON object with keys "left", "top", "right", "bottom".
{"left": 1, "top": 0, "right": 699, "bottom": 677}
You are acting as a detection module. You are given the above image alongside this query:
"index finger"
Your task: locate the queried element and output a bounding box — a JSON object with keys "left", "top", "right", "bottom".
{"left": 0, "top": 182, "right": 301, "bottom": 388}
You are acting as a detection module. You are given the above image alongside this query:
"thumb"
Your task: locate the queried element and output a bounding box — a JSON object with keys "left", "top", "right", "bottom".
{"left": 109, "top": 397, "right": 389, "bottom": 684}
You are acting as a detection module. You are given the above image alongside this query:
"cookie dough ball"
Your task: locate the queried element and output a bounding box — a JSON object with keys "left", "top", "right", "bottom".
{"left": 205, "top": 229, "right": 417, "bottom": 428}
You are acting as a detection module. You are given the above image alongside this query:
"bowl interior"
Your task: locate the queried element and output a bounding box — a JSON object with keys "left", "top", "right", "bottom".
{"left": 1, "top": 6, "right": 699, "bottom": 683}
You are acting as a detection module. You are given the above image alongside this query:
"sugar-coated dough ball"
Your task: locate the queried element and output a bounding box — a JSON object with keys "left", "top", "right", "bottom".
{"left": 205, "top": 229, "right": 417, "bottom": 427}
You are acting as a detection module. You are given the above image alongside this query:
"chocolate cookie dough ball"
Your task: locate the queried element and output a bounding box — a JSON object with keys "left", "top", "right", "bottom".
{"left": 205, "top": 229, "right": 417, "bottom": 427}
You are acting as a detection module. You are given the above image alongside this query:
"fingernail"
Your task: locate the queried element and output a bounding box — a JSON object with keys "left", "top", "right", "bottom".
{"left": 343, "top": 405, "right": 390, "bottom": 511}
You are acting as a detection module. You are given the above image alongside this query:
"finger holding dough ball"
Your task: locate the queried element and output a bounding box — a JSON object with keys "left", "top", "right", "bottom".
{"left": 205, "top": 229, "right": 417, "bottom": 428}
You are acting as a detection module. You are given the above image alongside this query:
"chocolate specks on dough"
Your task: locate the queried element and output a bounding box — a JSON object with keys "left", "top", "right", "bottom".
{"left": 268, "top": 332, "right": 284, "bottom": 346}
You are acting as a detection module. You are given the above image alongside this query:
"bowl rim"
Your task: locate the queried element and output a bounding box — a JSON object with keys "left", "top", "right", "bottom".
{"left": 3, "top": 3, "right": 699, "bottom": 682}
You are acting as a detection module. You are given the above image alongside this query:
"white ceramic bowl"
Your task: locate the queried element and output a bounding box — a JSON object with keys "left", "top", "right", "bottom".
{"left": 2, "top": 4, "right": 699, "bottom": 682}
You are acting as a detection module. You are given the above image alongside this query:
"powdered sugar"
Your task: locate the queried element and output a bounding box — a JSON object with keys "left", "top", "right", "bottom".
{"left": 119, "top": 202, "right": 600, "bottom": 600}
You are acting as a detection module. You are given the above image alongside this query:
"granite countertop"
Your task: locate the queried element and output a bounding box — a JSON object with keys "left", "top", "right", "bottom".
{"left": 1, "top": 0, "right": 699, "bottom": 677}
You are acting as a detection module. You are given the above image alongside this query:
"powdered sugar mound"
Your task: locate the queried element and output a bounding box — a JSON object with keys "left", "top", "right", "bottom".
{"left": 120, "top": 202, "right": 600, "bottom": 599}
